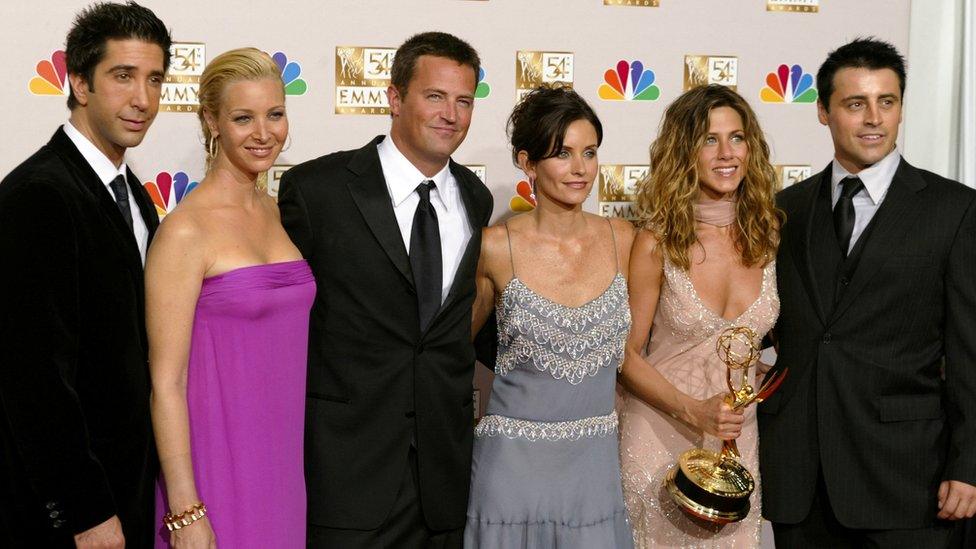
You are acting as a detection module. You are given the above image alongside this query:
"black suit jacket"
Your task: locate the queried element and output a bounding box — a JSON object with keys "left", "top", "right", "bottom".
{"left": 278, "top": 136, "right": 493, "bottom": 531}
{"left": 759, "top": 158, "right": 976, "bottom": 529}
{"left": 0, "top": 128, "right": 159, "bottom": 547}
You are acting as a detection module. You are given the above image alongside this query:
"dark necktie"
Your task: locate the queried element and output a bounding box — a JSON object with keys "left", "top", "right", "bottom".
{"left": 833, "top": 176, "right": 864, "bottom": 256}
{"left": 410, "top": 180, "right": 442, "bottom": 330}
{"left": 109, "top": 174, "right": 134, "bottom": 231}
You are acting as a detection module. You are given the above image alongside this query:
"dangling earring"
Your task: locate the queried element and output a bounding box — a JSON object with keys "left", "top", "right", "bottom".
{"left": 208, "top": 135, "right": 219, "bottom": 159}
{"left": 281, "top": 134, "right": 292, "bottom": 152}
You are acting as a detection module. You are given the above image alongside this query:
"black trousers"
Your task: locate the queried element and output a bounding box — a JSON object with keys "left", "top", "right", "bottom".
{"left": 772, "top": 469, "right": 960, "bottom": 549}
{"left": 307, "top": 447, "right": 463, "bottom": 549}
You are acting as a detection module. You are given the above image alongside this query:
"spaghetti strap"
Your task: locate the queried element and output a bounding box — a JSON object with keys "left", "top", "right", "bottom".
{"left": 504, "top": 222, "right": 516, "bottom": 277}
{"left": 606, "top": 217, "right": 620, "bottom": 271}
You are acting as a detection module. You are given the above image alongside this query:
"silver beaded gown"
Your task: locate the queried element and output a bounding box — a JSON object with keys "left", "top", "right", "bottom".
{"left": 464, "top": 222, "right": 634, "bottom": 549}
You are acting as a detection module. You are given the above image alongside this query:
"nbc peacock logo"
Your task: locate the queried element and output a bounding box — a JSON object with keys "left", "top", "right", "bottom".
{"left": 144, "top": 171, "right": 199, "bottom": 219}
{"left": 475, "top": 67, "right": 490, "bottom": 99}
{"left": 760, "top": 64, "right": 818, "bottom": 104}
{"left": 271, "top": 52, "right": 307, "bottom": 96}
{"left": 29, "top": 50, "right": 68, "bottom": 96}
{"left": 598, "top": 60, "right": 660, "bottom": 101}
{"left": 509, "top": 179, "right": 536, "bottom": 212}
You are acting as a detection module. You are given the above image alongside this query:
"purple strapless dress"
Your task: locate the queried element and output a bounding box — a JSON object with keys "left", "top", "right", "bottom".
{"left": 155, "top": 260, "right": 315, "bottom": 548}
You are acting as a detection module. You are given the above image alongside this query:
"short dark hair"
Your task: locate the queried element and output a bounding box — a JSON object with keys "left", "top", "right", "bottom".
{"left": 817, "top": 37, "right": 905, "bottom": 111}
{"left": 507, "top": 85, "right": 604, "bottom": 166}
{"left": 65, "top": 1, "right": 172, "bottom": 109}
{"left": 390, "top": 32, "right": 480, "bottom": 94}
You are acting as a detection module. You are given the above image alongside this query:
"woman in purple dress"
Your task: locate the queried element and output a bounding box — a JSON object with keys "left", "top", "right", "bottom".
{"left": 147, "top": 48, "right": 314, "bottom": 548}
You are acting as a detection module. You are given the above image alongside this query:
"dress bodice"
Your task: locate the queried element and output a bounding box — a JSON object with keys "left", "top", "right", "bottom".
{"left": 485, "top": 271, "right": 631, "bottom": 423}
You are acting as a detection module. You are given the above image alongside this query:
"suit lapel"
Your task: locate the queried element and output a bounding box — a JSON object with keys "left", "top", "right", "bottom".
{"left": 345, "top": 136, "right": 415, "bottom": 288}
{"left": 50, "top": 128, "right": 145, "bottom": 278}
{"left": 791, "top": 166, "right": 831, "bottom": 326}
{"left": 829, "top": 158, "right": 926, "bottom": 322}
{"left": 126, "top": 166, "right": 159, "bottom": 241}
{"left": 438, "top": 162, "right": 483, "bottom": 313}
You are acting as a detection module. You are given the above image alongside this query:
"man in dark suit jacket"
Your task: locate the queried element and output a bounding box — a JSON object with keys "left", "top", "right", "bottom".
{"left": 0, "top": 3, "right": 170, "bottom": 548}
{"left": 279, "top": 32, "right": 493, "bottom": 548}
{"left": 759, "top": 38, "right": 976, "bottom": 547}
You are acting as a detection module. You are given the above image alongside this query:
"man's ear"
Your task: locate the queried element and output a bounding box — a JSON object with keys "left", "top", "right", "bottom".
{"left": 68, "top": 73, "right": 90, "bottom": 107}
{"left": 816, "top": 99, "right": 829, "bottom": 126}
{"left": 387, "top": 85, "right": 402, "bottom": 117}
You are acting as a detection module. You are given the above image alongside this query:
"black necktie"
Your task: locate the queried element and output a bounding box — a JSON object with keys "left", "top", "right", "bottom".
{"left": 833, "top": 176, "right": 864, "bottom": 256}
{"left": 410, "top": 181, "right": 442, "bottom": 330}
{"left": 109, "top": 174, "right": 134, "bottom": 231}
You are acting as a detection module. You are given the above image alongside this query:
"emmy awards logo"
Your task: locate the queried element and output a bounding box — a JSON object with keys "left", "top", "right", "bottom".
{"left": 598, "top": 164, "right": 646, "bottom": 220}
{"left": 664, "top": 326, "right": 787, "bottom": 523}
{"left": 334, "top": 46, "right": 396, "bottom": 115}
{"left": 515, "top": 50, "right": 574, "bottom": 100}
{"left": 161, "top": 42, "right": 205, "bottom": 112}
{"left": 776, "top": 165, "right": 812, "bottom": 188}
{"left": 684, "top": 55, "right": 738, "bottom": 91}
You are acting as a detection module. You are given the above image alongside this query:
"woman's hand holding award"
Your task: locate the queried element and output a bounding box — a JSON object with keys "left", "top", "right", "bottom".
{"left": 664, "top": 326, "right": 788, "bottom": 523}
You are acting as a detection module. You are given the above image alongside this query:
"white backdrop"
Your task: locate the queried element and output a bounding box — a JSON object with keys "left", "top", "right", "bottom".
{"left": 1, "top": 2, "right": 913, "bottom": 546}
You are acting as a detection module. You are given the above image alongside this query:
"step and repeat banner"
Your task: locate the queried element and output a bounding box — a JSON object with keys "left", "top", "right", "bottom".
{"left": 3, "top": 0, "right": 909, "bottom": 422}
{"left": 4, "top": 0, "right": 909, "bottom": 222}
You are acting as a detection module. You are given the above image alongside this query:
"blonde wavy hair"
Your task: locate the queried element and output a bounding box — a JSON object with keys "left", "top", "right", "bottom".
{"left": 636, "top": 84, "right": 783, "bottom": 270}
{"left": 198, "top": 47, "right": 284, "bottom": 170}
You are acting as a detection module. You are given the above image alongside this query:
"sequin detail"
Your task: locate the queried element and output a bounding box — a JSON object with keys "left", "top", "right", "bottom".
{"left": 475, "top": 411, "right": 618, "bottom": 441}
{"left": 495, "top": 273, "right": 631, "bottom": 384}
{"left": 618, "top": 257, "right": 778, "bottom": 548}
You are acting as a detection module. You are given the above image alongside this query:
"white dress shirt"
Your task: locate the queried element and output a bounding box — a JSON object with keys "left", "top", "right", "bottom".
{"left": 830, "top": 147, "right": 901, "bottom": 254}
{"left": 377, "top": 135, "right": 472, "bottom": 304}
{"left": 64, "top": 121, "right": 149, "bottom": 264}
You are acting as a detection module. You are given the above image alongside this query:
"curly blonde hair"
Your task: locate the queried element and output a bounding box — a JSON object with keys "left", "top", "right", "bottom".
{"left": 636, "top": 85, "right": 783, "bottom": 270}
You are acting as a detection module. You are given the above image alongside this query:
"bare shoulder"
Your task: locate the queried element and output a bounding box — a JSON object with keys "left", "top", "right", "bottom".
{"left": 481, "top": 222, "right": 512, "bottom": 265}
{"left": 147, "top": 207, "right": 209, "bottom": 270}
{"left": 631, "top": 227, "right": 663, "bottom": 258}
{"left": 153, "top": 207, "right": 204, "bottom": 245}
{"left": 608, "top": 217, "right": 636, "bottom": 243}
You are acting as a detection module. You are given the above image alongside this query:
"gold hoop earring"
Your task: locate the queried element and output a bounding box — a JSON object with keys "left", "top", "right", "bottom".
{"left": 208, "top": 135, "right": 219, "bottom": 159}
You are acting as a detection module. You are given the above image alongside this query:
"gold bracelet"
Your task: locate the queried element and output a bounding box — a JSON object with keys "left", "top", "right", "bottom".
{"left": 163, "top": 502, "right": 207, "bottom": 532}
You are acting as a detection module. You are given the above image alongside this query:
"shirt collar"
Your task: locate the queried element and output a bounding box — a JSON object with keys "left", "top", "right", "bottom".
{"left": 376, "top": 135, "right": 455, "bottom": 211}
{"left": 64, "top": 121, "right": 128, "bottom": 185}
{"left": 830, "top": 147, "right": 901, "bottom": 205}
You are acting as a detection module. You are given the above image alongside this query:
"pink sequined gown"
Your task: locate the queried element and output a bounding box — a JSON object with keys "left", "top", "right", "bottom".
{"left": 618, "top": 257, "right": 778, "bottom": 548}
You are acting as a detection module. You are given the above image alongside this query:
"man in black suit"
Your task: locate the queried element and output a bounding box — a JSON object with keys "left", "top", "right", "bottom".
{"left": 759, "top": 38, "right": 976, "bottom": 547}
{"left": 279, "top": 32, "right": 493, "bottom": 548}
{"left": 0, "top": 3, "right": 170, "bottom": 548}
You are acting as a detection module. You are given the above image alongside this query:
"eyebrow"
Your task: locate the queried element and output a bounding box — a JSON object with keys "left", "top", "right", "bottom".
{"left": 105, "top": 64, "right": 165, "bottom": 78}
{"left": 424, "top": 87, "right": 474, "bottom": 99}
{"left": 840, "top": 93, "right": 899, "bottom": 102}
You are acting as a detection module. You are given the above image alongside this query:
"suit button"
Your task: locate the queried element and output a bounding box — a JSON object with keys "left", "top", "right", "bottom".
{"left": 405, "top": 411, "right": 416, "bottom": 418}
{"left": 45, "top": 501, "right": 57, "bottom": 510}
{"left": 416, "top": 344, "right": 425, "bottom": 354}
{"left": 839, "top": 276, "right": 850, "bottom": 286}
{"left": 49, "top": 510, "right": 60, "bottom": 519}
{"left": 822, "top": 333, "right": 832, "bottom": 343}
{"left": 52, "top": 519, "right": 65, "bottom": 529}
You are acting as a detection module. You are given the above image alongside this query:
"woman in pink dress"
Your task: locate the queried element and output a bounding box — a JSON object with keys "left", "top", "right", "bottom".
{"left": 617, "top": 85, "right": 783, "bottom": 548}
{"left": 147, "top": 48, "right": 313, "bottom": 548}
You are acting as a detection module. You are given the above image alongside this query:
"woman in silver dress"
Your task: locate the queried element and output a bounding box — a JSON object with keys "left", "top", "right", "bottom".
{"left": 464, "top": 86, "right": 634, "bottom": 548}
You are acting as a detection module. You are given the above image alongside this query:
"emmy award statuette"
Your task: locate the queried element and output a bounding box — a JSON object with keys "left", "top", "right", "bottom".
{"left": 664, "top": 326, "right": 787, "bottom": 523}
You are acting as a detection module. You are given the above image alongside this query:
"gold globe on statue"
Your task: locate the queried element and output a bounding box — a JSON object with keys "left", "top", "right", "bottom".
{"left": 664, "top": 326, "right": 787, "bottom": 523}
